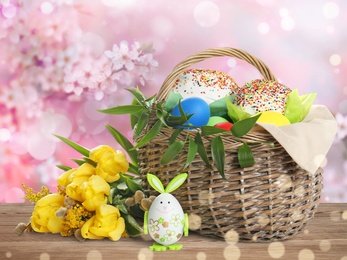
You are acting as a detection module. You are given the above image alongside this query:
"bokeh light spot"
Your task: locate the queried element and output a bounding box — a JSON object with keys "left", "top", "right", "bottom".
{"left": 188, "top": 213, "right": 202, "bottom": 231}
{"left": 198, "top": 190, "right": 214, "bottom": 205}
{"left": 227, "top": 58, "right": 237, "bottom": 68}
{"left": 330, "top": 211, "right": 341, "bottom": 221}
{"left": 27, "top": 134, "right": 56, "bottom": 160}
{"left": 5, "top": 251, "right": 12, "bottom": 258}
{"left": 223, "top": 244, "right": 241, "bottom": 260}
{"left": 1, "top": 3, "right": 17, "bottom": 18}
{"left": 40, "top": 2, "right": 54, "bottom": 14}
{"left": 322, "top": 2, "right": 339, "bottom": 19}
{"left": 138, "top": 247, "right": 153, "bottom": 260}
{"left": 224, "top": 230, "right": 239, "bottom": 244}
{"left": 196, "top": 252, "right": 207, "bottom": 260}
{"left": 304, "top": 229, "right": 310, "bottom": 235}
{"left": 268, "top": 242, "right": 285, "bottom": 258}
{"left": 40, "top": 253, "right": 50, "bottom": 260}
{"left": 298, "top": 249, "right": 314, "bottom": 260}
{"left": 281, "top": 16, "right": 295, "bottom": 31}
{"left": 101, "top": 0, "right": 135, "bottom": 8}
{"left": 258, "top": 22, "right": 270, "bottom": 34}
{"left": 342, "top": 210, "right": 347, "bottom": 220}
{"left": 319, "top": 239, "right": 331, "bottom": 252}
{"left": 86, "top": 250, "right": 102, "bottom": 260}
{"left": 194, "top": 1, "right": 220, "bottom": 28}
{"left": 279, "top": 8, "right": 289, "bottom": 17}
{"left": 329, "top": 54, "right": 341, "bottom": 66}
{"left": 0, "top": 128, "right": 11, "bottom": 142}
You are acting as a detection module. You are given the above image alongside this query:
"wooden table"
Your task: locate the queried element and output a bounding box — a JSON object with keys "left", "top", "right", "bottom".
{"left": 1, "top": 203, "right": 346, "bottom": 260}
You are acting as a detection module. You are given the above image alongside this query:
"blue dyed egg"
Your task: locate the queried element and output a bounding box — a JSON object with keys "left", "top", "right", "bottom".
{"left": 170, "top": 97, "right": 210, "bottom": 128}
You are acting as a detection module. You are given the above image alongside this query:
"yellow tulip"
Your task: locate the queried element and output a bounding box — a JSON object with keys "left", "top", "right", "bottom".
{"left": 81, "top": 204, "right": 125, "bottom": 241}
{"left": 66, "top": 175, "right": 110, "bottom": 211}
{"left": 30, "top": 194, "right": 65, "bottom": 233}
{"left": 58, "top": 163, "right": 95, "bottom": 189}
{"left": 89, "top": 145, "right": 115, "bottom": 162}
{"left": 90, "top": 145, "right": 129, "bottom": 183}
{"left": 57, "top": 168, "right": 76, "bottom": 187}
{"left": 69, "top": 163, "right": 96, "bottom": 185}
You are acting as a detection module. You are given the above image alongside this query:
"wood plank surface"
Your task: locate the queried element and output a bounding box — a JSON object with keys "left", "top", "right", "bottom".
{"left": 1, "top": 203, "right": 346, "bottom": 260}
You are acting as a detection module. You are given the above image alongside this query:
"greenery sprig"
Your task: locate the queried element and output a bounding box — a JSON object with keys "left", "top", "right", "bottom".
{"left": 99, "top": 87, "right": 264, "bottom": 179}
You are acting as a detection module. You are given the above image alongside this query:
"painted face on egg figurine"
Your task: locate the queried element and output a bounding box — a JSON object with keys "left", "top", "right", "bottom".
{"left": 144, "top": 173, "right": 189, "bottom": 251}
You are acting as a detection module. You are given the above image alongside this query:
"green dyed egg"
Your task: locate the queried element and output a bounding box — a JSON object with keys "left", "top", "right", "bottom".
{"left": 207, "top": 116, "right": 229, "bottom": 126}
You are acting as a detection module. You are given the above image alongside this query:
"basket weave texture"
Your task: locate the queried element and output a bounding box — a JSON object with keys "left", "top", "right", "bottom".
{"left": 138, "top": 48, "right": 322, "bottom": 242}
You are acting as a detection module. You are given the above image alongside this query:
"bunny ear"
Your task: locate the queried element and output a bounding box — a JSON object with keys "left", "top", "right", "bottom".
{"left": 147, "top": 174, "right": 165, "bottom": 194}
{"left": 165, "top": 173, "right": 188, "bottom": 193}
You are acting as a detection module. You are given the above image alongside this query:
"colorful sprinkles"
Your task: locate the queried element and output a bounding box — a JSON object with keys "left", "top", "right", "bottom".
{"left": 172, "top": 69, "right": 239, "bottom": 103}
{"left": 236, "top": 79, "right": 292, "bottom": 114}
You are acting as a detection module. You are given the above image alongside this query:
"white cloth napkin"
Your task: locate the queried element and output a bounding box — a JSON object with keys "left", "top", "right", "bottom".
{"left": 257, "top": 105, "right": 337, "bottom": 174}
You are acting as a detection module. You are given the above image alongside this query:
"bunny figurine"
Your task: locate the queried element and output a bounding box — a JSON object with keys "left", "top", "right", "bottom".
{"left": 144, "top": 173, "right": 189, "bottom": 251}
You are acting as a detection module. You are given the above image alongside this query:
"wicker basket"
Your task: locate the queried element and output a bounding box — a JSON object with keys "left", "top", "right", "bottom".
{"left": 138, "top": 47, "right": 322, "bottom": 242}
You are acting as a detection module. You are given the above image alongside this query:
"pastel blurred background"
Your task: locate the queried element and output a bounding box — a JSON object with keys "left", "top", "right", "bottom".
{"left": 1, "top": 0, "right": 346, "bottom": 203}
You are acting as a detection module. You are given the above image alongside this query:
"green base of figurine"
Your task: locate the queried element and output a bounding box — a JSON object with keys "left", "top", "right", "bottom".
{"left": 149, "top": 242, "right": 183, "bottom": 251}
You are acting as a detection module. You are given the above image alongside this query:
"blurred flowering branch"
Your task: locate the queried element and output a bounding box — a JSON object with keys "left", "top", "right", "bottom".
{"left": 0, "top": 0, "right": 158, "bottom": 202}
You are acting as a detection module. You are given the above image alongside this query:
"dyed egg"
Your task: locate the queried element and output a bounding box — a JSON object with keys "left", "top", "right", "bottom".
{"left": 147, "top": 193, "right": 185, "bottom": 246}
{"left": 257, "top": 111, "right": 290, "bottom": 126}
{"left": 171, "top": 97, "right": 210, "bottom": 128}
{"left": 214, "top": 122, "right": 233, "bottom": 130}
{"left": 236, "top": 79, "right": 292, "bottom": 115}
{"left": 207, "top": 116, "right": 229, "bottom": 126}
{"left": 172, "top": 69, "right": 239, "bottom": 104}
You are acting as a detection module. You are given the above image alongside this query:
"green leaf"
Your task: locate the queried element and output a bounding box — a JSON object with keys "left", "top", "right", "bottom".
{"left": 285, "top": 89, "right": 317, "bottom": 124}
{"left": 126, "top": 178, "right": 143, "bottom": 193}
{"left": 126, "top": 88, "right": 146, "bottom": 107}
{"left": 201, "top": 125, "right": 228, "bottom": 136}
{"left": 99, "top": 105, "right": 144, "bottom": 115}
{"left": 164, "top": 91, "right": 183, "bottom": 111}
{"left": 165, "top": 114, "right": 192, "bottom": 126}
{"left": 209, "top": 95, "right": 235, "bottom": 117}
{"left": 82, "top": 157, "right": 97, "bottom": 167}
{"left": 231, "top": 114, "right": 261, "bottom": 138}
{"left": 128, "top": 204, "right": 145, "bottom": 218}
{"left": 133, "top": 112, "right": 149, "bottom": 140}
{"left": 71, "top": 159, "right": 85, "bottom": 166}
{"left": 105, "top": 124, "right": 138, "bottom": 167}
{"left": 132, "top": 120, "right": 163, "bottom": 149}
{"left": 130, "top": 98, "right": 141, "bottom": 129}
{"left": 160, "top": 140, "right": 185, "bottom": 165}
{"left": 123, "top": 213, "right": 143, "bottom": 237}
{"left": 238, "top": 143, "right": 255, "bottom": 168}
{"left": 211, "top": 135, "right": 225, "bottom": 179}
{"left": 56, "top": 165, "right": 72, "bottom": 171}
{"left": 127, "top": 163, "right": 139, "bottom": 175}
{"left": 117, "top": 204, "right": 129, "bottom": 214}
{"left": 226, "top": 96, "right": 251, "bottom": 123}
{"left": 155, "top": 108, "right": 169, "bottom": 127}
{"left": 184, "top": 137, "right": 198, "bottom": 168}
{"left": 169, "top": 128, "right": 183, "bottom": 145}
{"left": 54, "top": 134, "right": 90, "bottom": 157}
{"left": 195, "top": 133, "right": 211, "bottom": 168}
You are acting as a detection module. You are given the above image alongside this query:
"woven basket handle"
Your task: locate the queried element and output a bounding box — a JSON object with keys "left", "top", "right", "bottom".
{"left": 156, "top": 47, "right": 277, "bottom": 101}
